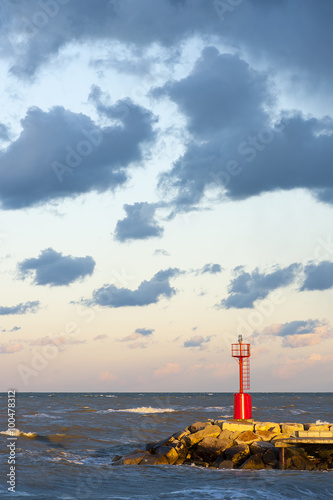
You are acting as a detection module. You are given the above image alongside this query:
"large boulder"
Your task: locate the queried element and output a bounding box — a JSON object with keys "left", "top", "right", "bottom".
{"left": 188, "top": 421, "right": 208, "bottom": 433}
{"left": 146, "top": 436, "right": 175, "bottom": 453}
{"left": 236, "top": 431, "right": 260, "bottom": 444}
{"left": 255, "top": 422, "right": 281, "bottom": 433}
{"left": 240, "top": 453, "right": 265, "bottom": 470}
{"left": 224, "top": 443, "right": 250, "bottom": 467}
{"left": 184, "top": 424, "right": 221, "bottom": 447}
{"left": 194, "top": 436, "right": 234, "bottom": 461}
{"left": 140, "top": 454, "right": 169, "bottom": 465}
{"left": 222, "top": 421, "right": 254, "bottom": 433}
{"left": 284, "top": 447, "right": 314, "bottom": 470}
{"left": 263, "top": 449, "right": 279, "bottom": 468}
{"left": 216, "top": 459, "right": 234, "bottom": 469}
{"left": 172, "top": 429, "right": 190, "bottom": 440}
{"left": 114, "top": 450, "right": 150, "bottom": 465}
{"left": 280, "top": 423, "right": 304, "bottom": 435}
{"left": 218, "top": 429, "right": 235, "bottom": 440}
{"left": 250, "top": 440, "right": 274, "bottom": 455}
{"left": 255, "top": 429, "right": 280, "bottom": 441}
{"left": 306, "top": 424, "right": 330, "bottom": 432}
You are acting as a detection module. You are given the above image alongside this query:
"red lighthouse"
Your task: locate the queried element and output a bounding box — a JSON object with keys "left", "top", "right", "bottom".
{"left": 231, "top": 335, "right": 252, "bottom": 419}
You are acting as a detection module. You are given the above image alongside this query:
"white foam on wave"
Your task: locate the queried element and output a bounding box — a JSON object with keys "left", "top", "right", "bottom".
{"left": 316, "top": 419, "right": 331, "bottom": 425}
{"left": 0, "top": 429, "right": 37, "bottom": 439}
{"left": 97, "top": 406, "right": 176, "bottom": 414}
{"left": 168, "top": 487, "right": 289, "bottom": 499}
{"left": 22, "top": 413, "right": 59, "bottom": 419}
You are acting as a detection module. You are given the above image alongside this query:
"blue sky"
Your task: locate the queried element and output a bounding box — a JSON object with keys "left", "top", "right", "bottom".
{"left": 0, "top": 0, "right": 333, "bottom": 391}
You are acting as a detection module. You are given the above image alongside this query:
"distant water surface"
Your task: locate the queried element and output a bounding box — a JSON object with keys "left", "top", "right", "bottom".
{"left": 0, "top": 392, "right": 332, "bottom": 499}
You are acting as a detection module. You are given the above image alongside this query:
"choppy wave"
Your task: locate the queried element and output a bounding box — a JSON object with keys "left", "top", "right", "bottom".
{"left": 0, "top": 429, "right": 37, "bottom": 439}
{"left": 22, "top": 413, "right": 59, "bottom": 419}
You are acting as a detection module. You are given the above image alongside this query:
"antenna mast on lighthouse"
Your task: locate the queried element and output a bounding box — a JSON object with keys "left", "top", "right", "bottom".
{"left": 231, "top": 335, "right": 252, "bottom": 419}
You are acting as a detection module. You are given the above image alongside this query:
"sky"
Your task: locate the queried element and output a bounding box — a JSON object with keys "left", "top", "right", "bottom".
{"left": 0, "top": 0, "right": 333, "bottom": 392}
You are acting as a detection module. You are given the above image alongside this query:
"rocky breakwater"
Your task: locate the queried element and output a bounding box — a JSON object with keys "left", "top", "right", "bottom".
{"left": 112, "top": 420, "right": 333, "bottom": 470}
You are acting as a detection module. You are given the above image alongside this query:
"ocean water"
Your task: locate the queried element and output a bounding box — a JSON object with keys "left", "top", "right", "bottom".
{"left": 0, "top": 392, "right": 332, "bottom": 499}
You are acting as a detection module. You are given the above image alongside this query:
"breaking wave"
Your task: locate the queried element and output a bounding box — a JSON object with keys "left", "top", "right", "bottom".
{"left": 97, "top": 406, "right": 176, "bottom": 414}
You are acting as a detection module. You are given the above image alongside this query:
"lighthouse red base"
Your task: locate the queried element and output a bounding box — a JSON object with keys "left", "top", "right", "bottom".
{"left": 233, "top": 393, "right": 252, "bottom": 419}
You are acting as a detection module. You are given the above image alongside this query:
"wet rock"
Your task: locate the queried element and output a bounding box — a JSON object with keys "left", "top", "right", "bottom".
{"left": 224, "top": 443, "right": 250, "bottom": 466}
{"left": 140, "top": 454, "right": 169, "bottom": 465}
{"left": 194, "top": 436, "right": 234, "bottom": 461}
{"left": 114, "top": 450, "right": 150, "bottom": 465}
{"left": 250, "top": 441, "right": 274, "bottom": 455}
{"left": 240, "top": 453, "right": 265, "bottom": 470}
{"left": 146, "top": 436, "right": 175, "bottom": 453}
{"left": 216, "top": 459, "right": 234, "bottom": 469}
{"left": 262, "top": 449, "right": 278, "bottom": 468}
{"left": 284, "top": 447, "right": 314, "bottom": 470}
{"left": 155, "top": 445, "right": 179, "bottom": 464}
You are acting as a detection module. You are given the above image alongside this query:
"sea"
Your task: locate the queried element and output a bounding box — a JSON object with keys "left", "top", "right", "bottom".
{"left": 0, "top": 392, "right": 332, "bottom": 499}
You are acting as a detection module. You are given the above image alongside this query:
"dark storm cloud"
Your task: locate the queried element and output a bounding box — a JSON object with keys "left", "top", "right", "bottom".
{"left": 219, "top": 263, "right": 300, "bottom": 309}
{"left": 115, "top": 202, "right": 164, "bottom": 242}
{"left": 157, "top": 47, "right": 333, "bottom": 211}
{"left": 301, "top": 261, "right": 333, "bottom": 291}
{"left": 3, "top": 0, "right": 332, "bottom": 89}
{"left": 0, "top": 301, "right": 40, "bottom": 315}
{"left": 89, "top": 268, "right": 180, "bottom": 308}
{"left": 18, "top": 248, "right": 95, "bottom": 286}
{"left": 154, "top": 47, "right": 270, "bottom": 138}
{"left": 0, "top": 101, "right": 155, "bottom": 209}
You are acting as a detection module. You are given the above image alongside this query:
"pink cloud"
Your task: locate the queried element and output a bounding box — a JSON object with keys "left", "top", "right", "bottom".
{"left": 274, "top": 353, "right": 333, "bottom": 379}
{"left": 100, "top": 370, "right": 118, "bottom": 382}
{"left": 30, "top": 336, "right": 85, "bottom": 347}
{"left": 0, "top": 342, "right": 24, "bottom": 354}
{"left": 251, "top": 345, "right": 269, "bottom": 357}
{"left": 94, "top": 334, "right": 108, "bottom": 341}
{"left": 128, "top": 342, "right": 149, "bottom": 349}
{"left": 154, "top": 363, "right": 182, "bottom": 377}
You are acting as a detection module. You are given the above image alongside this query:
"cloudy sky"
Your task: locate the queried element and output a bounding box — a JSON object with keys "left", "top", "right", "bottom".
{"left": 0, "top": 0, "right": 333, "bottom": 392}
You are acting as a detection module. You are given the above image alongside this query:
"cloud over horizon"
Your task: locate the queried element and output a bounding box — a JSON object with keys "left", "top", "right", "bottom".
{"left": 261, "top": 319, "right": 333, "bottom": 348}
